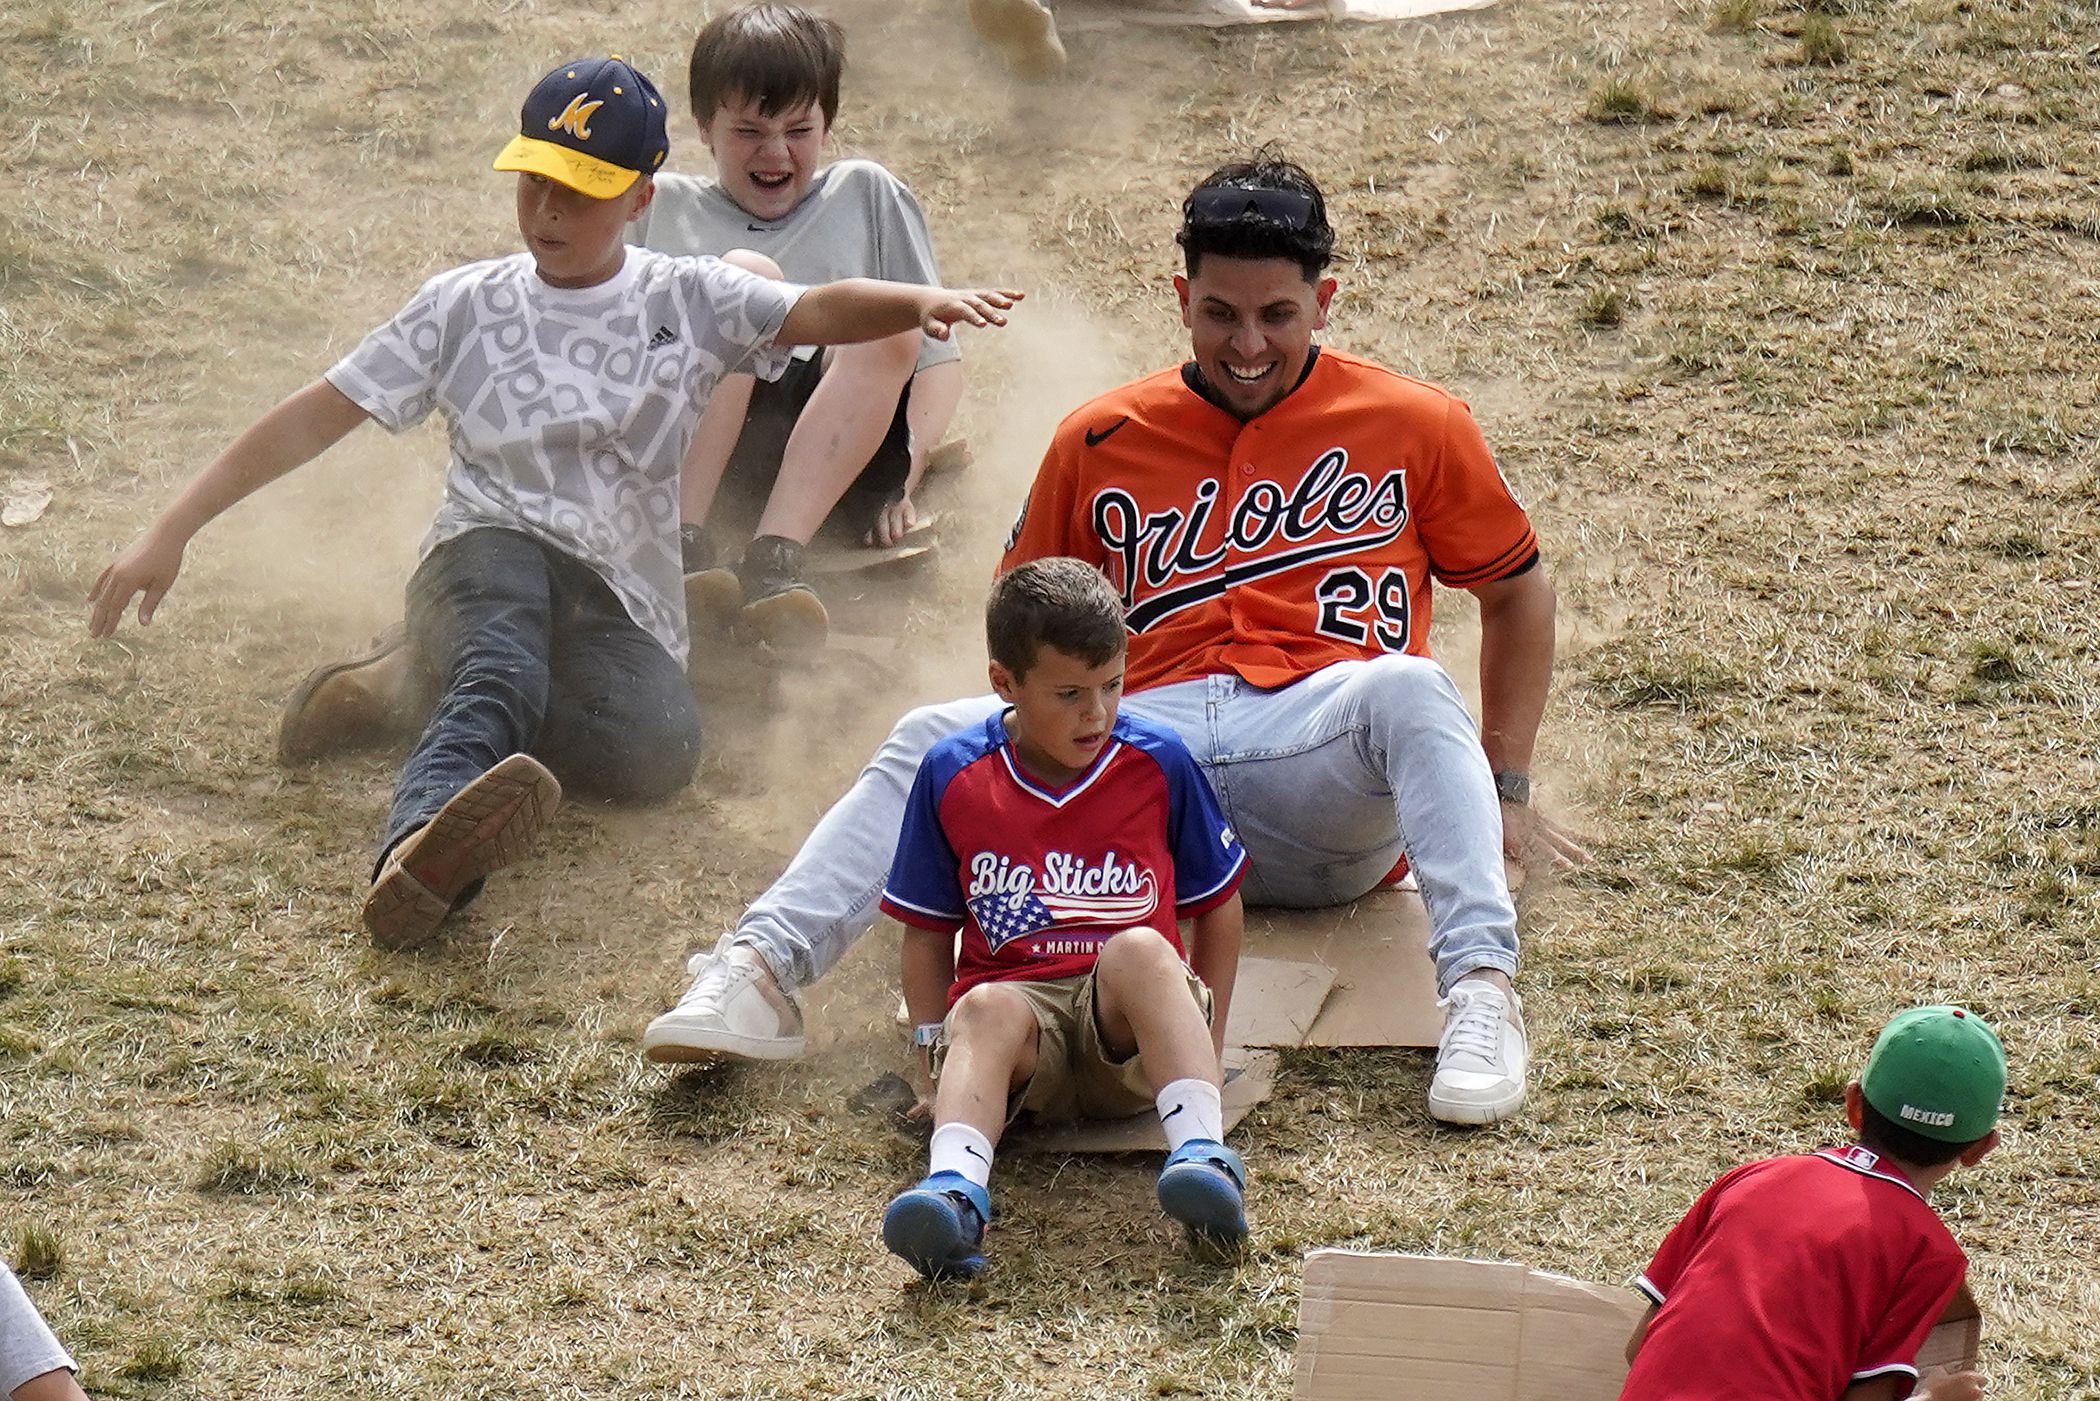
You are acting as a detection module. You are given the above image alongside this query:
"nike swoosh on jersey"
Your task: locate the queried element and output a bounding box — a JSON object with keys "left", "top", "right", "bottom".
{"left": 1085, "top": 417, "right": 1131, "bottom": 447}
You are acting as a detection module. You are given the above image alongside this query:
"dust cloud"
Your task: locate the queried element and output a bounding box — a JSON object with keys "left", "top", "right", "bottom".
{"left": 734, "top": 293, "right": 1144, "bottom": 841}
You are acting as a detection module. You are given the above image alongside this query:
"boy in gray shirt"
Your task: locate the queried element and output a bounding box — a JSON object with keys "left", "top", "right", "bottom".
{"left": 634, "top": 2, "right": 971, "bottom": 649}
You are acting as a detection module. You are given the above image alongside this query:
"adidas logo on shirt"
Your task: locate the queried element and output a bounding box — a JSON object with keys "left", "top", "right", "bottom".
{"left": 647, "top": 325, "right": 678, "bottom": 348}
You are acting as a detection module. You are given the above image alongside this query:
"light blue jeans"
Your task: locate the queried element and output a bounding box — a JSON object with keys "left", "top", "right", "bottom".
{"left": 727, "top": 655, "right": 1517, "bottom": 996}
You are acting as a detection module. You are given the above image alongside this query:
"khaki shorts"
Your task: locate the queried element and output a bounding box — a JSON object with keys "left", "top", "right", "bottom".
{"left": 933, "top": 968, "right": 1214, "bottom": 1123}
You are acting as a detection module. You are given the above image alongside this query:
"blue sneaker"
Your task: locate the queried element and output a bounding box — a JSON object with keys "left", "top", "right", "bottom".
{"left": 1156, "top": 1139, "right": 1248, "bottom": 1246}
{"left": 882, "top": 1172, "right": 991, "bottom": 1280}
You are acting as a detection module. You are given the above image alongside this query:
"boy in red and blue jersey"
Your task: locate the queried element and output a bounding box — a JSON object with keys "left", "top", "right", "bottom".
{"left": 879, "top": 558, "right": 1249, "bottom": 1280}
{"left": 1621, "top": 1005, "right": 2005, "bottom": 1401}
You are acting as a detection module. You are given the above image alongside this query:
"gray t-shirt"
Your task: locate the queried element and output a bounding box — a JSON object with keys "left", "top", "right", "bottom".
{"left": 2, "top": 1262, "right": 75, "bottom": 1393}
{"left": 635, "top": 159, "right": 958, "bottom": 374}
{"left": 326, "top": 248, "right": 801, "bottom": 664}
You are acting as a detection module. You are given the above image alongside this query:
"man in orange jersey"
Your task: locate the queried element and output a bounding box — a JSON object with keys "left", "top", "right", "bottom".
{"left": 646, "top": 156, "right": 1582, "bottom": 1125}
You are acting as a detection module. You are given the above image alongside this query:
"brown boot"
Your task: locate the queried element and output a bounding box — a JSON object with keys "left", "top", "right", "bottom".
{"left": 276, "top": 625, "right": 418, "bottom": 766}
{"left": 362, "top": 753, "right": 562, "bottom": 950}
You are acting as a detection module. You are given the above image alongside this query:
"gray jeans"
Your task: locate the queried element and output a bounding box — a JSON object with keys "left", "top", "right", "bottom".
{"left": 727, "top": 654, "right": 1517, "bottom": 996}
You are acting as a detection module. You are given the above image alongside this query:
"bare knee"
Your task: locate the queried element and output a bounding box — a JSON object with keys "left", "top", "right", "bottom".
{"left": 722, "top": 248, "right": 784, "bottom": 280}
{"left": 831, "top": 328, "right": 919, "bottom": 379}
{"left": 949, "top": 982, "right": 1037, "bottom": 1047}
{"left": 1096, "top": 926, "right": 1180, "bottom": 982}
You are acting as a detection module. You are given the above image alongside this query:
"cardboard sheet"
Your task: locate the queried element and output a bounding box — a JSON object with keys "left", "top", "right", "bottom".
{"left": 1222, "top": 956, "right": 1338, "bottom": 1048}
{"left": 1917, "top": 1284, "right": 1982, "bottom": 1377}
{"left": 1059, "top": 0, "right": 1498, "bottom": 31}
{"left": 1244, "top": 891, "right": 1443, "bottom": 1048}
{"left": 887, "top": 880, "right": 1463, "bottom": 1153}
{"left": 1293, "top": 1252, "right": 1647, "bottom": 1401}
{"left": 1012, "top": 1048, "right": 1277, "bottom": 1153}
{"left": 1293, "top": 1252, "right": 1983, "bottom": 1400}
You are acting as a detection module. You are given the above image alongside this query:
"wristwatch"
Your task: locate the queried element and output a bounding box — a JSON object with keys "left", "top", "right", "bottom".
{"left": 1492, "top": 770, "right": 1532, "bottom": 806}
{"left": 910, "top": 1021, "right": 944, "bottom": 1049}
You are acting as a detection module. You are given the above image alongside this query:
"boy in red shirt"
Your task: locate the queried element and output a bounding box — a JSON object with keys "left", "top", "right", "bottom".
{"left": 1622, "top": 1006, "right": 2005, "bottom": 1401}
{"left": 878, "top": 559, "right": 1249, "bottom": 1280}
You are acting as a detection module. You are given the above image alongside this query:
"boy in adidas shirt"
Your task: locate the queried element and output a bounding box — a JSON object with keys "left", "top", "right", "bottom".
{"left": 1621, "top": 1006, "right": 2004, "bottom": 1401}
{"left": 89, "top": 55, "right": 1015, "bottom": 951}
{"left": 878, "top": 558, "right": 1249, "bottom": 1280}
{"left": 269, "top": 7, "right": 962, "bottom": 756}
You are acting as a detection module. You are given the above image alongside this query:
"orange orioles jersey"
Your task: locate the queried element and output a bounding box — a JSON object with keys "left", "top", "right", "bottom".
{"left": 999, "top": 347, "right": 1540, "bottom": 695}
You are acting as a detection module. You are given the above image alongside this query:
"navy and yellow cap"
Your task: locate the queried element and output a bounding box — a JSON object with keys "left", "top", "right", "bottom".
{"left": 493, "top": 56, "right": 668, "bottom": 199}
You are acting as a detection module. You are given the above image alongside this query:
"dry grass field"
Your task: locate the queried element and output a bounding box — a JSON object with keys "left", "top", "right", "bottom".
{"left": 3, "top": 0, "right": 2096, "bottom": 1395}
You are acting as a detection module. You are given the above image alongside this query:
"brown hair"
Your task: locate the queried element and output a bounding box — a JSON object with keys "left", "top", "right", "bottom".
{"left": 987, "top": 559, "right": 1127, "bottom": 679}
{"left": 687, "top": 3, "right": 845, "bottom": 125}
{"left": 1857, "top": 1099, "right": 1983, "bottom": 1170}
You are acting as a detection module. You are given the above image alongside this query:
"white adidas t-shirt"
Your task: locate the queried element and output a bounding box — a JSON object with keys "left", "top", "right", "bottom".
{"left": 326, "top": 248, "right": 801, "bottom": 664}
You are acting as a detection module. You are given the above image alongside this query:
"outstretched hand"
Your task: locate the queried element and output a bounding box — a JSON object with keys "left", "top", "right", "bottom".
{"left": 921, "top": 288, "right": 1023, "bottom": 340}
{"left": 87, "top": 527, "right": 187, "bottom": 638}
{"left": 1501, "top": 801, "right": 1591, "bottom": 872}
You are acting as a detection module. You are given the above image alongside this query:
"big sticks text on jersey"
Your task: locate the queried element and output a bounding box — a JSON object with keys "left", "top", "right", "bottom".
{"left": 1001, "top": 348, "right": 1539, "bottom": 695}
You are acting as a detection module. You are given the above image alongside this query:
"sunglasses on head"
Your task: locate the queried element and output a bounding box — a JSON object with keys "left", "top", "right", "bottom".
{"left": 1184, "top": 184, "right": 1317, "bottom": 231}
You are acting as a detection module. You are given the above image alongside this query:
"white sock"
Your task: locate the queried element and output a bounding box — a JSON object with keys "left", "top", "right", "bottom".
{"left": 928, "top": 1122, "right": 995, "bottom": 1189}
{"left": 1155, "top": 1078, "right": 1224, "bottom": 1152}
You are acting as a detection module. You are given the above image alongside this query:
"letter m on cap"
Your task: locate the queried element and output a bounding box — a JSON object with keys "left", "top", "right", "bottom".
{"left": 549, "top": 94, "right": 603, "bottom": 141}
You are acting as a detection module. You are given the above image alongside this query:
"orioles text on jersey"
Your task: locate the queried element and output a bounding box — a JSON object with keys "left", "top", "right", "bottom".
{"left": 1002, "top": 348, "right": 1539, "bottom": 694}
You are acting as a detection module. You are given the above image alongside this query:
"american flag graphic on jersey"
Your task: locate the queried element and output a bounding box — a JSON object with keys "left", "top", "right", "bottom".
{"left": 965, "top": 861, "right": 1160, "bottom": 953}
{"left": 968, "top": 888, "right": 1056, "bottom": 946}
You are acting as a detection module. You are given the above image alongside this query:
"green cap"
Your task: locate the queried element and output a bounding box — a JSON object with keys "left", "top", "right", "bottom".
{"left": 1860, "top": 1005, "right": 2006, "bottom": 1143}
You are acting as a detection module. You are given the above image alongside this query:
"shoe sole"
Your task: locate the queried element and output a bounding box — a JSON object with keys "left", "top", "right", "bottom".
{"left": 639, "top": 1020, "right": 808, "bottom": 1065}
{"left": 1156, "top": 1164, "right": 1249, "bottom": 1245}
{"left": 1426, "top": 1081, "right": 1527, "bottom": 1125}
{"left": 882, "top": 1192, "right": 984, "bottom": 1280}
{"left": 683, "top": 569, "right": 743, "bottom": 638}
{"left": 276, "top": 627, "right": 410, "bottom": 766}
{"left": 739, "top": 588, "right": 829, "bottom": 653}
{"left": 363, "top": 754, "right": 561, "bottom": 951}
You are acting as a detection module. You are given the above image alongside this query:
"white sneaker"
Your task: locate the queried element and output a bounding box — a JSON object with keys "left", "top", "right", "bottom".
{"left": 1427, "top": 980, "right": 1528, "bottom": 1124}
{"left": 642, "top": 945, "right": 807, "bottom": 1064}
